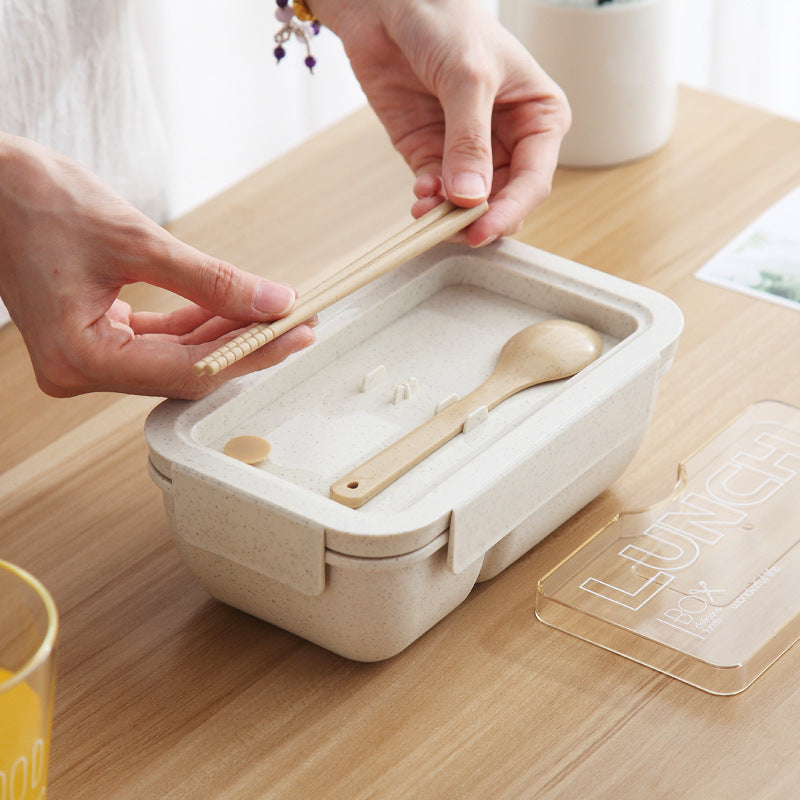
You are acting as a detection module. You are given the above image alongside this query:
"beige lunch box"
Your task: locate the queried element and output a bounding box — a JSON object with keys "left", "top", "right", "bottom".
{"left": 145, "top": 238, "right": 683, "bottom": 660}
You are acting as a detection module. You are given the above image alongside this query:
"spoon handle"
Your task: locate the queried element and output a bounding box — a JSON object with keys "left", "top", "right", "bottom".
{"left": 330, "top": 373, "right": 522, "bottom": 509}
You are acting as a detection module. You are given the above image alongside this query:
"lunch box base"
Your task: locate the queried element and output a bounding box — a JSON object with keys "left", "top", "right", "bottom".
{"left": 173, "top": 533, "right": 482, "bottom": 662}
{"left": 154, "top": 419, "right": 643, "bottom": 661}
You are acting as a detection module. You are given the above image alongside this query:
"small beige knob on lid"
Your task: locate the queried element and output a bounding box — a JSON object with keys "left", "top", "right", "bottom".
{"left": 223, "top": 435, "right": 271, "bottom": 465}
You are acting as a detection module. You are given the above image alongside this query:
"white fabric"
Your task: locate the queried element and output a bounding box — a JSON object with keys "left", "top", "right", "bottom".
{"left": 0, "top": 0, "right": 171, "bottom": 327}
{"left": 0, "top": 0, "right": 168, "bottom": 222}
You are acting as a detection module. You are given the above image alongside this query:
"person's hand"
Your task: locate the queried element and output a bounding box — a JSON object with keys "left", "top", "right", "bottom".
{"left": 313, "top": 0, "right": 571, "bottom": 246}
{"left": 0, "top": 133, "right": 314, "bottom": 399}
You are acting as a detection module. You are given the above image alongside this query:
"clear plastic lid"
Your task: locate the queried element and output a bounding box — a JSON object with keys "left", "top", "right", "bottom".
{"left": 536, "top": 400, "right": 800, "bottom": 695}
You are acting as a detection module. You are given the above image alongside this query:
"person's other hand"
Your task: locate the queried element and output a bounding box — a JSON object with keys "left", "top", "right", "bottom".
{"left": 314, "top": 0, "right": 570, "bottom": 246}
{"left": 0, "top": 133, "right": 314, "bottom": 399}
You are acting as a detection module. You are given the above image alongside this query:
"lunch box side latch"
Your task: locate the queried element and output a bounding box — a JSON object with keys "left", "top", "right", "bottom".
{"left": 168, "top": 463, "right": 327, "bottom": 596}
{"left": 448, "top": 353, "right": 664, "bottom": 575}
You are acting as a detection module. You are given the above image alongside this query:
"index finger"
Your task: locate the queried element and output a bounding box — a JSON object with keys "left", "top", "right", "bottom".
{"left": 465, "top": 126, "right": 565, "bottom": 247}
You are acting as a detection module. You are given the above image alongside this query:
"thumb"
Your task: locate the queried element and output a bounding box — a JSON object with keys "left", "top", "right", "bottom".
{"left": 440, "top": 85, "right": 494, "bottom": 207}
{"left": 135, "top": 233, "right": 296, "bottom": 321}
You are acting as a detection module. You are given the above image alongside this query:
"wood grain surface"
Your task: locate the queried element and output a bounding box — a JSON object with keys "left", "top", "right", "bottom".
{"left": 2, "top": 87, "right": 800, "bottom": 799}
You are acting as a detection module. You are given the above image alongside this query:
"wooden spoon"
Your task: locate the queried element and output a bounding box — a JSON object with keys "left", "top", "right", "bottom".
{"left": 329, "top": 319, "right": 604, "bottom": 508}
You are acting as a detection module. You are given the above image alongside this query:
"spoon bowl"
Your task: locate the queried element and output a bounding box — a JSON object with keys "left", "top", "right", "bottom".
{"left": 498, "top": 319, "right": 604, "bottom": 388}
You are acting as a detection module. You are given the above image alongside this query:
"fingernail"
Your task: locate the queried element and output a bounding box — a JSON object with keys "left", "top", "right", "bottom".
{"left": 254, "top": 281, "right": 295, "bottom": 314}
{"left": 472, "top": 233, "right": 498, "bottom": 248}
{"left": 451, "top": 172, "right": 488, "bottom": 201}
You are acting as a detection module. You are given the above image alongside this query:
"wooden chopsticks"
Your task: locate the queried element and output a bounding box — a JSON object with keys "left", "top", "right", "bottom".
{"left": 192, "top": 200, "right": 489, "bottom": 376}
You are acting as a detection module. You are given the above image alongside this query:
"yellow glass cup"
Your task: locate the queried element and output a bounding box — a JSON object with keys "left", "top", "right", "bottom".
{"left": 0, "top": 560, "right": 58, "bottom": 800}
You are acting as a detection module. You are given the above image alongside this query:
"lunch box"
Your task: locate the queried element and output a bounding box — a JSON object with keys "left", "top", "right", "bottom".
{"left": 145, "top": 238, "right": 683, "bottom": 660}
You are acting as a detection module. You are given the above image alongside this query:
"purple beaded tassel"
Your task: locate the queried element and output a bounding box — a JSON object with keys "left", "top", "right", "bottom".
{"left": 274, "top": 0, "right": 321, "bottom": 73}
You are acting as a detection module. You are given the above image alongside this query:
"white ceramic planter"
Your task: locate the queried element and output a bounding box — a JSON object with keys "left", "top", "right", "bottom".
{"left": 500, "top": 0, "right": 679, "bottom": 167}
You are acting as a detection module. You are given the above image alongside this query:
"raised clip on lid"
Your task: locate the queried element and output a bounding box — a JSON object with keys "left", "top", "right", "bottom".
{"left": 536, "top": 400, "right": 800, "bottom": 695}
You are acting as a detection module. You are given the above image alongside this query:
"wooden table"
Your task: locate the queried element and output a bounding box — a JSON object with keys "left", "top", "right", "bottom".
{"left": 3, "top": 87, "right": 800, "bottom": 798}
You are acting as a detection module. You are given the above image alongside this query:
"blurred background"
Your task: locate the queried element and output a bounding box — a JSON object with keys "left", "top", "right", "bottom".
{"left": 0, "top": 0, "right": 797, "bottom": 329}
{"left": 130, "top": 0, "right": 800, "bottom": 221}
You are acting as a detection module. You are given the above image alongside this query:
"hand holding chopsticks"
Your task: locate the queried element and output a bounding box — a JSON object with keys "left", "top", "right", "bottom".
{"left": 192, "top": 200, "right": 489, "bottom": 377}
